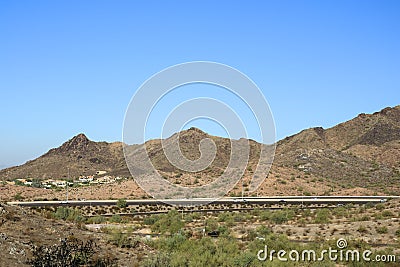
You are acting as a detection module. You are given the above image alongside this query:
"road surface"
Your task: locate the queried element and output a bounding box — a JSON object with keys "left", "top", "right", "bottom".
{"left": 7, "top": 196, "right": 398, "bottom": 207}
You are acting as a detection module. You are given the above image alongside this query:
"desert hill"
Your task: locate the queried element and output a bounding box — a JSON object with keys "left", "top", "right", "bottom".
{"left": 0, "top": 105, "right": 399, "bottom": 197}
{"left": 275, "top": 105, "right": 400, "bottom": 194}
{"left": 0, "top": 133, "right": 128, "bottom": 180}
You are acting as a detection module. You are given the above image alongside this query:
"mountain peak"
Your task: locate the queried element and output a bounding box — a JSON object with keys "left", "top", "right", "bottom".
{"left": 72, "top": 133, "right": 89, "bottom": 142}
{"left": 67, "top": 133, "right": 90, "bottom": 146}
{"left": 179, "top": 127, "right": 209, "bottom": 139}
{"left": 186, "top": 127, "right": 206, "bottom": 133}
{"left": 48, "top": 133, "right": 92, "bottom": 155}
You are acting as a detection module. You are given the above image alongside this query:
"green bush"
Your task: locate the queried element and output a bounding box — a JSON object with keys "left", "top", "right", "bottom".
{"left": 13, "top": 193, "right": 23, "bottom": 201}
{"left": 109, "top": 214, "right": 122, "bottom": 223}
{"left": 217, "top": 212, "right": 232, "bottom": 222}
{"left": 256, "top": 225, "right": 272, "bottom": 237}
{"left": 246, "top": 226, "right": 272, "bottom": 241}
{"left": 143, "top": 215, "right": 159, "bottom": 225}
{"left": 314, "top": 209, "right": 330, "bottom": 224}
{"left": 217, "top": 225, "right": 231, "bottom": 237}
{"left": 141, "top": 252, "right": 171, "bottom": 267}
{"left": 116, "top": 198, "right": 127, "bottom": 209}
{"left": 29, "top": 238, "right": 115, "bottom": 267}
{"left": 381, "top": 210, "right": 394, "bottom": 217}
{"left": 87, "top": 215, "right": 106, "bottom": 224}
{"left": 357, "top": 225, "right": 368, "bottom": 234}
{"left": 205, "top": 218, "right": 219, "bottom": 232}
{"left": 270, "top": 209, "right": 294, "bottom": 224}
{"left": 53, "top": 207, "right": 86, "bottom": 223}
{"left": 108, "top": 227, "right": 135, "bottom": 248}
{"left": 376, "top": 226, "right": 388, "bottom": 234}
{"left": 260, "top": 210, "right": 271, "bottom": 221}
{"left": 151, "top": 210, "right": 184, "bottom": 234}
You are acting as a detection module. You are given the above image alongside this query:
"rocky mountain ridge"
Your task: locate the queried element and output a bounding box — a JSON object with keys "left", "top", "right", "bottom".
{"left": 1, "top": 105, "right": 399, "bottom": 195}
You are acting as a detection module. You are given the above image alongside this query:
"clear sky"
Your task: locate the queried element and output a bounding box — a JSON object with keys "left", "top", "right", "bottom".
{"left": 1, "top": 1, "right": 399, "bottom": 169}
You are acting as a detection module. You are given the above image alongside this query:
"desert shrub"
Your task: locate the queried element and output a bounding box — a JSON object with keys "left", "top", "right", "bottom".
{"left": 314, "top": 209, "right": 330, "bottom": 224}
{"left": 151, "top": 236, "right": 245, "bottom": 267}
{"left": 381, "top": 210, "right": 394, "bottom": 217}
{"left": 270, "top": 209, "right": 294, "bottom": 224}
{"left": 256, "top": 225, "right": 272, "bottom": 237}
{"left": 332, "top": 206, "right": 348, "bottom": 218}
{"left": 358, "top": 215, "right": 370, "bottom": 221}
{"left": 251, "top": 208, "right": 261, "bottom": 217}
{"left": 147, "top": 231, "right": 334, "bottom": 267}
{"left": 183, "top": 213, "right": 194, "bottom": 223}
{"left": 143, "top": 215, "right": 159, "bottom": 225}
{"left": 151, "top": 210, "right": 184, "bottom": 234}
{"left": 141, "top": 252, "right": 171, "bottom": 267}
{"left": 217, "top": 212, "right": 235, "bottom": 227}
{"left": 302, "top": 208, "right": 312, "bottom": 217}
{"left": 298, "top": 218, "right": 307, "bottom": 227}
{"left": 190, "top": 212, "right": 201, "bottom": 220}
{"left": 277, "top": 179, "right": 287, "bottom": 184}
{"left": 28, "top": 238, "right": 116, "bottom": 267}
{"left": 244, "top": 225, "right": 273, "bottom": 241}
{"left": 260, "top": 210, "right": 271, "bottom": 221}
{"left": 374, "top": 213, "right": 384, "bottom": 220}
{"left": 232, "top": 252, "right": 256, "bottom": 267}
{"left": 357, "top": 225, "right": 368, "bottom": 234}
{"left": 233, "top": 212, "right": 246, "bottom": 222}
{"left": 13, "top": 193, "right": 23, "bottom": 201}
{"left": 217, "top": 225, "right": 231, "bottom": 237}
{"left": 376, "top": 226, "right": 388, "bottom": 234}
{"left": 87, "top": 215, "right": 106, "bottom": 224}
{"left": 270, "top": 212, "right": 287, "bottom": 224}
{"left": 365, "top": 202, "right": 375, "bottom": 209}
{"left": 116, "top": 198, "right": 127, "bottom": 209}
{"left": 248, "top": 233, "right": 295, "bottom": 255}
{"left": 53, "top": 207, "right": 86, "bottom": 223}
{"left": 205, "top": 218, "right": 219, "bottom": 232}
{"left": 217, "top": 212, "right": 232, "bottom": 222}
{"left": 109, "top": 214, "right": 122, "bottom": 223}
{"left": 108, "top": 228, "right": 136, "bottom": 248}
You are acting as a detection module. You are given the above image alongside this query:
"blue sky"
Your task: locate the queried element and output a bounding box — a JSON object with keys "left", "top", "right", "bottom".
{"left": 1, "top": 1, "right": 399, "bottom": 168}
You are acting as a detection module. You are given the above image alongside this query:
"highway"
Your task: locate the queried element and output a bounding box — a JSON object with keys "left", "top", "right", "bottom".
{"left": 7, "top": 196, "right": 399, "bottom": 207}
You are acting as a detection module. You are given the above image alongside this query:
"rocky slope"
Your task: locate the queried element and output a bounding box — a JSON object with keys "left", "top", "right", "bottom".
{"left": 1, "top": 105, "right": 399, "bottom": 196}
{"left": 0, "top": 203, "right": 150, "bottom": 266}
{"left": 274, "top": 105, "right": 400, "bottom": 194}
{"left": 0, "top": 134, "right": 128, "bottom": 180}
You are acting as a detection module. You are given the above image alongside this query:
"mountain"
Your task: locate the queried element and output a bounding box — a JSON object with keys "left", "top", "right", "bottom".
{"left": 0, "top": 134, "right": 128, "bottom": 180}
{"left": 275, "top": 105, "right": 400, "bottom": 194}
{"left": 1, "top": 105, "right": 399, "bottom": 196}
